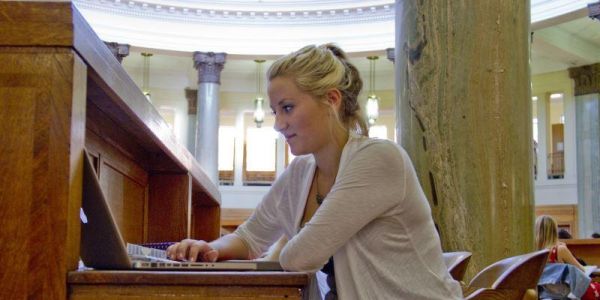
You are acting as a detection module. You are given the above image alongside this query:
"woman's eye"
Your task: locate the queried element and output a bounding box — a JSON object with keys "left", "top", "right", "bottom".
{"left": 283, "top": 105, "right": 293, "bottom": 113}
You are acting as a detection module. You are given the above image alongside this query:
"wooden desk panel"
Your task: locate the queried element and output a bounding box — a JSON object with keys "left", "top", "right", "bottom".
{"left": 68, "top": 271, "right": 309, "bottom": 300}
{"left": 564, "top": 239, "right": 600, "bottom": 266}
{"left": 0, "top": 2, "right": 222, "bottom": 298}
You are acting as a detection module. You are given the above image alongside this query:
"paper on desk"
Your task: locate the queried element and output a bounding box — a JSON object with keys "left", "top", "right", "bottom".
{"left": 127, "top": 243, "right": 168, "bottom": 259}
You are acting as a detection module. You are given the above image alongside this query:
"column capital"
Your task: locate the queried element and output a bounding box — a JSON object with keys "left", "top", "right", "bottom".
{"left": 569, "top": 63, "right": 600, "bottom": 96}
{"left": 193, "top": 52, "right": 227, "bottom": 84}
{"left": 104, "top": 42, "right": 130, "bottom": 63}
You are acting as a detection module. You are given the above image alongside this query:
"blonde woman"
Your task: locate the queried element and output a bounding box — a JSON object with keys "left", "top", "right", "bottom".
{"left": 167, "top": 44, "right": 462, "bottom": 300}
{"left": 536, "top": 215, "right": 600, "bottom": 299}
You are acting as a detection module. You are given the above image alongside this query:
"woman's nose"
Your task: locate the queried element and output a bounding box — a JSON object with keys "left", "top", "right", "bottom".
{"left": 274, "top": 115, "right": 287, "bottom": 132}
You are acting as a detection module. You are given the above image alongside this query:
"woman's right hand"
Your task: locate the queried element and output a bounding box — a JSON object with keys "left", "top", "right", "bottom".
{"left": 166, "top": 239, "right": 219, "bottom": 262}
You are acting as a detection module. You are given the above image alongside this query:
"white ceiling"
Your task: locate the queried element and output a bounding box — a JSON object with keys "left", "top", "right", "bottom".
{"left": 114, "top": 1, "right": 600, "bottom": 95}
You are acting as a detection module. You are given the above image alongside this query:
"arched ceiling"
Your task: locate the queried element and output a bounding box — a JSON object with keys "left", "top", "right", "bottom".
{"left": 74, "top": 0, "right": 593, "bottom": 56}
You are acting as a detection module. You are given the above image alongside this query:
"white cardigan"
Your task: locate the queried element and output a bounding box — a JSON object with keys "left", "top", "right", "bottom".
{"left": 235, "top": 134, "right": 463, "bottom": 299}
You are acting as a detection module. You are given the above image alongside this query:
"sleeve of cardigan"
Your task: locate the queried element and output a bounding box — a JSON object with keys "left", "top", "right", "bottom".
{"left": 279, "top": 141, "right": 408, "bottom": 271}
{"left": 233, "top": 159, "right": 294, "bottom": 259}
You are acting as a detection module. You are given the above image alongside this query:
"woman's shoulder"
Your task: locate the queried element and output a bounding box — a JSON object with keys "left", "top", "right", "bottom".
{"left": 349, "top": 135, "right": 403, "bottom": 154}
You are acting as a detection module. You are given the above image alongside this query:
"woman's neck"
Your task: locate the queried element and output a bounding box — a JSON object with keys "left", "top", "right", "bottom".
{"left": 313, "top": 130, "right": 349, "bottom": 180}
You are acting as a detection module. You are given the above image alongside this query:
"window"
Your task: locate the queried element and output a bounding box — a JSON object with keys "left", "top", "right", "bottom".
{"left": 243, "top": 126, "right": 278, "bottom": 185}
{"left": 368, "top": 125, "right": 388, "bottom": 139}
{"left": 218, "top": 126, "right": 235, "bottom": 185}
{"left": 547, "top": 93, "right": 565, "bottom": 179}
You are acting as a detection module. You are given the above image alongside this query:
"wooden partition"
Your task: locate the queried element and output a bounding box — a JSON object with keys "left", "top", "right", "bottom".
{"left": 0, "top": 1, "right": 223, "bottom": 298}
{"left": 563, "top": 239, "right": 600, "bottom": 266}
{"left": 535, "top": 204, "right": 578, "bottom": 238}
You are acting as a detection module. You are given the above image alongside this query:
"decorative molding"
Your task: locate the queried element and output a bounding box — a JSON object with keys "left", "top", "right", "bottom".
{"left": 104, "top": 42, "right": 130, "bottom": 63}
{"left": 569, "top": 63, "right": 600, "bottom": 96}
{"left": 193, "top": 52, "right": 227, "bottom": 84}
{"left": 73, "top": 0, "right": 394, "bottom": 26}
{"left": 185, "top": 88, "right": 197, "bottom": 114}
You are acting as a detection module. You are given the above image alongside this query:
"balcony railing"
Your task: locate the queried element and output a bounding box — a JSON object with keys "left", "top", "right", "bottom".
{"left": 547, "top": 152, "right": 564, "bottom": 179}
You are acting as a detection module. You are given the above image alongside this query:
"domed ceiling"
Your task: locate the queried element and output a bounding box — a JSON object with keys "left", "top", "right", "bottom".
{"left": 73, "top": 0, "right": 592, "bottom": 56}
{"left": 74, "top": 0, "right": 395, "bottom": 55}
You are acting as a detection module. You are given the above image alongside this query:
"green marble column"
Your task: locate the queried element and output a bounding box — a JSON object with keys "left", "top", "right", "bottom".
{"left": 394, "top": 1, "right": 533, "bottom": 278}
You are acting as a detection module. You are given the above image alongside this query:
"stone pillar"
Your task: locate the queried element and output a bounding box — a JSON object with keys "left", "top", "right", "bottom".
{"left": 104, "top": 42, "right": 130, "bottom": 63}
{"left": 395, "top": 1, "right": 532, "bottom": 278}
{"left": 193, "top": 52, "right": 226, "bottom": 184}
{"left": 569, "top": 64, "right": 600, "bottom": 238}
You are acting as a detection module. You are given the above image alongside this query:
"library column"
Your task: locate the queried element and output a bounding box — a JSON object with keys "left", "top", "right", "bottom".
{"left": 394, "top": 0, "right": 532, "bottom": 278}
{"left": 193, "top": 52, "right": 226, "bottom": 184}
{"left": 569, "top": 64, "right": 600, "bottom": 238}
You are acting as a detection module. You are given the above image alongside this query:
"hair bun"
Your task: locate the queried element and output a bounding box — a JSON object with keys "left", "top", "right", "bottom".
{"left": 321, "top": 43, "right": 348, "bottom": 61}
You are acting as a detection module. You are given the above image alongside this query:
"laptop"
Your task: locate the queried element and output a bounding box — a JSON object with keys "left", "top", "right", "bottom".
{"left": 79, "top": 150, "right": 282, "bottom": 271}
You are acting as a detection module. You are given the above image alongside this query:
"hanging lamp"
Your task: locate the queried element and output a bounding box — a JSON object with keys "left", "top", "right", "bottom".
{"left": 366, "top": 56, "right": 380, "bottom": 126}
{"left": 253, "top": 59, "right": 266, "bottom": 128}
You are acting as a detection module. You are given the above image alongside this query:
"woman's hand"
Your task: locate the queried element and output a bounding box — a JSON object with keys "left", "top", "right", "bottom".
{"left": 166, "top": 239, "right": 219, "bottom": 262}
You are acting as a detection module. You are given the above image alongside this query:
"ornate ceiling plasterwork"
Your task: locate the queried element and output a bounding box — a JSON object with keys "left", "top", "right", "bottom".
{"left": 74, "top": 0, "right": 591, "bottom": 56}
{"left": 74, "top": 0, "right": 395, "bottom": 55}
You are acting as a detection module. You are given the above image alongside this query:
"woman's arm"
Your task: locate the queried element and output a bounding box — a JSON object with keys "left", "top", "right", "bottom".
{"left": 557, "top": 244, "right": 586, "bottom": 272}
{"left": 167, "top": 233, "right": 249, "bottom": 262}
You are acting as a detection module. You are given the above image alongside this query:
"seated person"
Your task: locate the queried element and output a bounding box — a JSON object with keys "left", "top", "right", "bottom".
{"left": 558, "top": 229, "right": 572, "bottom": 239}
{"left": 536, "top": 215, "right": 600, "bottom": 300}
{"left": 167, "top": 44, "right": 463, "bottom": 300}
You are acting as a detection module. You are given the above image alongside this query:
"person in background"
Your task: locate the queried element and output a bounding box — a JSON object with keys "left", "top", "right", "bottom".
{"left": 167, "top": 44, "right": 462, "bottom": 299}
{"left": 558, "top": 228, "right": 572, "bottom": 239}
{"left": 536, "top": 215, "right": 600, "bottom": 299}
{"left": 592, "top": 233, "right": 600, "bottom": 239}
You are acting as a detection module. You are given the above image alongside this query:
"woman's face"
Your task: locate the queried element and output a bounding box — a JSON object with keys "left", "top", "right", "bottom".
{"left": 268, "top": 76, "right": 332, "bottom": 156}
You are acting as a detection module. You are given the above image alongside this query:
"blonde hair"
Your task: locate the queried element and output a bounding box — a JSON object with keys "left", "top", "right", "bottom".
{"left": 535, "top": 215, "right": 559, "bottom": 250}
{"left": 267, "top": 43, "right": 368, "bottom": 136}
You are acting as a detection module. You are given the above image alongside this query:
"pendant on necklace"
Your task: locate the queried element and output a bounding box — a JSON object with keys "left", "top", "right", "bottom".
{"left": 316, "top": 194, "right": 325, "bottom": 205}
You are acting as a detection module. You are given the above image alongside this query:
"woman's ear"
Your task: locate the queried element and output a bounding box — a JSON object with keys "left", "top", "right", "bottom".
{"left": 325, "top": 88, "right": 343, "bottom": 111}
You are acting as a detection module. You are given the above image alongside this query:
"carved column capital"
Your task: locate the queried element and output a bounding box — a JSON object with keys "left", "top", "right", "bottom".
{"left": 185, "top": 88, "right": 198, "bottom": 114}
{"left": 104, "top": 42, "right": 130, "bottom": 63}
{"left": 193, "top": 52, "right": 227, "bottom": 84}
{"left": 569, "top": 63, "right": 600, "bottom": 96}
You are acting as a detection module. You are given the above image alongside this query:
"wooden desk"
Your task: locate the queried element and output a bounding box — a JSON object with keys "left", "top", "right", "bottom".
{"left": 68, "top": 271, "right": 309, "bottom": 299}
{"left": 0, "top": 1, "right": 302, "bottom": 299}
{"left": 563, "top": 239, "right": 600, "bottom": 266}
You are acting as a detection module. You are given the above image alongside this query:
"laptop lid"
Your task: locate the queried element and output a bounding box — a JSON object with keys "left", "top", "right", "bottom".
{"left": 80, "top": 150, "right": 132, "bottom": 269}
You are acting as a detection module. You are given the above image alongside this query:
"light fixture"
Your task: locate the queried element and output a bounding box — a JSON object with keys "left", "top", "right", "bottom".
{"left": 141, "top": 52, "right": 153, "bottom": 102}
{"left": 253, "top": 59, "right": 266, "bottom": 128}
{"left": 366, "top": 56, "right": 380, "bottom": 126}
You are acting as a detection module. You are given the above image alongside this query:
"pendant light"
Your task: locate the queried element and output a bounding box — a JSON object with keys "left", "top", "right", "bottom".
{"left": 366, "top": 56, "right": 380, "bottom": 126}
{"left": 253, "top": 59, "right": 266, "bottom": 128}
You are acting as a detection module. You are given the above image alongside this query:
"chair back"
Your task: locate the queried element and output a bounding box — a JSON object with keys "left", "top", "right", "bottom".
{"left": 443, "top": 251, "right": 472, "bottom": 281}
{"left": 469, "top": 249, "right": 549, "bottom": 289}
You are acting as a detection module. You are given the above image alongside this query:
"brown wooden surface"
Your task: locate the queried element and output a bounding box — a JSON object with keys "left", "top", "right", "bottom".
{"left": 564, "top": 239, "right": 600, "bottom": 266}
{"left": 0, "top": 0, "right": 219, "bottom": 206}
{"left": 148, "top": 174, "right": 191, "bottom": 242}
{"left": 535, "top": 204, "right": 578, "bottom": 238}
{"left": 0, "top": 48, "right": 87, "bottom": 299}
{"left": 1, "top": 2, "right": 222, "bottom": 298}
{"left": 68, "top": 271, "right": 308, "bottom": 300}
{"left": 192, "top": 204, "right": 221, "bottom": 241}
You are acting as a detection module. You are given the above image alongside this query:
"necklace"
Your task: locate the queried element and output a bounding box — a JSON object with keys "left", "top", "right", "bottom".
{"left": 315, "top": 170, "right": 325, "bottom": 205}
